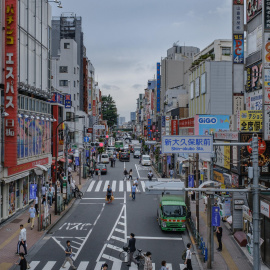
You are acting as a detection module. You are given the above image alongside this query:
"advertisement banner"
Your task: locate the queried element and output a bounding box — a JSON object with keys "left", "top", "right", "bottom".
{"left": 195, "top": 115, "right": 230, "bottom": 135}
{"left": 246, "top": 61, "right": 262, "bottom": 92}
{"left": 264, "top": 33, "right": 270, "bottom": 68}
{"left": 29, "top": 184, "right": 37, "bottom": 200}
{"left": 233, "top": 34, "right": 244, "bottom": 64}
{"left": 239, "top": 110, "right": 262, "bottom": 132}
{"left": 171, "top": 120, "right": 178, "bottom": 135}
{"left": 212, "top": 206, "right": 221, "bottom": 227}
{"left": 179, "top": 118, "right": 194, "bottom": 128}
{"left": 246, "top": 90, "right": 262, "bottom": 110}
{"left": 214, "top": 141, "right": 230, "bottom": 170}
{"left": 161, "top": 116, "right": 165, "bottom": 127}
{"left": 64, "top": 94, "right": 71, "bottom": 109}
{"left": 264, "top": 69, "right": 270, "bottom": 104}
{"left": 214, "top": 170, "right": 224, "bottom": 184}
{"left": 263, "top": 104, "right": 270, "bottom": 140}
{"left": 231, "top": 173, "right": 239, "bottom": 187}
{"left": 247, "top": 0, "right": 262, "bottom": 22}
{"left": 260, "top": 200, "right": 270, "bottom": 218}
{"left": 188, "top": 175, "right": 194, "bottom": 188}
{"left": 92, "top": 100, "right": 96, "bottom": 116}
{"left": 157, "top": 63, "right": 161, "bottom": 113}
{"left": 240, "top": 133, "right": 270, "bottom": 175}
{"left": 265, "top": 0, "right": 270, "bottom": 31}
{"left": 5, "top": 0, "right": 18, "bottom": 167}
{"left": 233, "top": 4, "right": 244, "bottom": 33}
{"left": 233, "top": 94, "right": 244, "bottom": 113}
{"left": 147, "top": 119, "right": 152, "bottom": 137}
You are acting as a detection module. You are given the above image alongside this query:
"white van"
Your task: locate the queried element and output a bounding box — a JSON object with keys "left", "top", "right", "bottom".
{"left": 100, "top": 153, "right": 109, "bottom": 164}
{"left": 141, "top": 155, "right": 151, "bottom": 166}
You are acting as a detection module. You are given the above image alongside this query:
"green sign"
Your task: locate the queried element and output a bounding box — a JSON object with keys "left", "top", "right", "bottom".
{"left": 72, "top": 144, "right": 78, "bottom": 149}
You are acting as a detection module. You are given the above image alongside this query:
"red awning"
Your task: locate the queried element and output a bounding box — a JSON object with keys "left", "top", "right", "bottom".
{"left": 59, "top": 158, "right": 72, "bottom": 163}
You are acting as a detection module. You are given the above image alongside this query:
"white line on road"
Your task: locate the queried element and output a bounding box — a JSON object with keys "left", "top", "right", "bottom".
{"left": 112, "top": 180, "right": 116, "bottom": 192}
{"left": 141, "top": 181, "right": 146, "bottom": 192}
{"left": 119, "top": 181, "right": 124, "bottom": 192}
{"left": 111, "top": 235, "right": 126, "bottom": 243}
{"left": 42, "top": 261, "right": 56, "bottom": 270}
{"left": 95, "top": 181, "right": 102, "bottom": 192}
{"left": 126, "top": 181, "right": 131, "bottom": 192}
{"left": 87, "top": 180, "right": 96, "bottom": 192}
{"left": 106, "top": 243, "right": 123, "bottom": 252}
{"left": 94, "top": 262, "right": 105, "bottom": 270}
{"left": 77, "top": 261, "right": 89, "bottom": 270}
{"left": 115, "top": 228, "right": 125, "bottom": 234}
{"left": 118, "top": 221, "right": 125, "bottom": 226}
{"left": 102, "top": 254, "right": 122, "bottom": 262}
{"left": 130, "top": 236, "right": 183, "bottom": 240}
{"left": 112, "top": 260, "right": 123, "bottom": 270}
{"left": 29, "top": 261, "right": 40, "bottom": 270}
{"left": 103, "top": 180, "right": 110, "bottom": 192}
{"left": 80, "top": 203, "right": 105, "bottom": 205}
{"left": 135, "top": 164, "right": 141, "bottom": 178}
{"left": 166, "top": 263, "right": 172, "bottom": 270}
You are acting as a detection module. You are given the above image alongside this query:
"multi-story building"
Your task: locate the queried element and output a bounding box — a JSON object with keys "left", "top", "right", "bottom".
{"left": 130, "top": 112, "right": 136, "bottom": 122}
{"left": 0, "top": 0, "right": 53, "bottom": 222}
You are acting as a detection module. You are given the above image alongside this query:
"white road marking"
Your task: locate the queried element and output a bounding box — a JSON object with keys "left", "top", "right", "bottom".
{"left": 166, "top": 263, "right": 172, "bottom": 270}
{"left": 42, "top": 261, "right": 56, "bottom": 270}
{"left": 29, "top": 261, "right": 40, "bottom": 270}
{"left": 115, "top": 228, "right": 125, "bottom": 234}
{"left": 77, "top": 261, "right": 89, "bottom": 270}
{"left": 106, "top": 243, "right": 123, "bottom": 252}
{"left": 102, "top": 253, "right": 122, "bottom": 262}
{"left": 103, "top": 180, "right": 110, "bottom": 192}
{"left": 118, "top": 221, "right": 125, "bottom": 226}
{"left": 94, "top": 262, "right": 105, "bottom": 270}
{"left": 112, "top": 260, "right": 123, "bottom": 270}
{"left": 80, "top": 203, "right": 105, "bottom": 205}
{"left": 130, "top": 236, "right": 182, "bottom": 240}
{"left": 87, "top": 180, "right": 96, "bottom": 192}
{"left": 135, "top": 164, "right": 141, "bottom": 178}
{"left": 119, "top": 181, "right": 124, "bottom": 192}
{"left": 141, "top": 181, "right": 146, "bottom": 192}
{"left": 111, "top": 235, "right": 126, "bottom": 243}
{"left": 126, "top": 181, "right": 131, "bottom": 192}
{"left": 112, "top": 180, "right": 116, "bottom": 192}
{"left": 95, "top": 181, "right": 102, "bottom": 192}
{"left": 130, "top": 263, "right": 138, "bottom": 269}
{"left": 152, "top": 263, "right": 155, "bottom": 270}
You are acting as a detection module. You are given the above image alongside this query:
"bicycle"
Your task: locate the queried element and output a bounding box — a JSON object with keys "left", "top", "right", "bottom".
{"left": 119, "top": 247, "right": 145, "bottom": 267}
{"left": 74, "top": 186, "right": 83, "bottom": 199}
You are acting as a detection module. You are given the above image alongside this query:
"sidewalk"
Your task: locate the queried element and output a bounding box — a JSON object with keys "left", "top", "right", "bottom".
{"left": 189, "top": 199, "right": 269, "bottom": 270}
{"left": 0, "top": 170, "right": 89, "bottom": 270}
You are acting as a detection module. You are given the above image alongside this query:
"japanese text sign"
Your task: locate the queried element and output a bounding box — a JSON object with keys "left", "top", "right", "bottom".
{"left": 162, "top": 135, "right": 213, "bottom": 154}
{"left": 265, "top": 0, "right": 270, "bottom": 30}
{"left": 233, "top": 34, "right": 244, "bottom": 64}
{"left": 233, "top": 4, "right": 244, "bottom": 33}
{"left": 239, "top": 110, "right": 262, "bottom": 132}
{"left": 5, "top": 0, "right": 18, "bottom": 167}
{"left": 212, "top": 206, "right": 221, "bottom": 227}
{"left": 64, "top": 94, "right": 71, "bottom": 108}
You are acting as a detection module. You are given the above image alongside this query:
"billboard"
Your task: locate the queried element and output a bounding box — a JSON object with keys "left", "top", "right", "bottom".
{"left": 214, "top": 141, "right": 231, "bottom": 170}
{"left": 195, "top": 115, "right": 230, "bottom": 135}
{"left": 171, "top": 120, "right": 178, "bottom": 135}
{"left": 5, "top": 0, "right": 18, "bottom": 167}
{"left": 92, "top": 100, "right": 96, "bottom": 116}
{"left": 238, "top": 110, "right": 262, "bottom": 132}
{"left": 64, "top": 94, "right": 71, "bottom": 109}
{"left": 157, "top": 63, "right": 161, "bottom": 113}
{"left": 246, "top": 0, "right": 262, "bottom": 22}
{"left": 233, "top": 4, "right": 244, "bottom": 33}
{"left": 246, "top": 61, "right": 262, "bottom": 92}
{"left": 233, "top": 34, "right": 244, "bottom": 64}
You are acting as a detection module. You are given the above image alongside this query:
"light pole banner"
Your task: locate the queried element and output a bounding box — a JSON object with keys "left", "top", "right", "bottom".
{"left": 162, "top": 135, "right": 213, "bottom": 154}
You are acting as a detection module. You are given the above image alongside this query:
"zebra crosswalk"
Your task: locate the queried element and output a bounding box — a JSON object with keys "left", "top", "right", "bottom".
{"left": 86, "top": 180, "right": 146, "bottom": 193}
{"left": 28, "top": 260, "right": 186, "bottom": 270}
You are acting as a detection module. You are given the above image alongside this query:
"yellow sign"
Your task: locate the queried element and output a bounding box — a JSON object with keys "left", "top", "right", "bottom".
{"left": 239, "top": 110, "right": 262, "bottom": 132}
{"left": 224, "top": 144, "right": 230, "bottom": 170}
{"left": 213, "top": 170, "right": 224, "bottom": 184}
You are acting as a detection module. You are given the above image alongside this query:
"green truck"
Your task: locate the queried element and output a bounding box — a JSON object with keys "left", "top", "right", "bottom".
{"left": 157, "top": 195, "right": 190, "bottom": 232}
{"left": 115, "top": 140, "right": 124, "bottom": 150}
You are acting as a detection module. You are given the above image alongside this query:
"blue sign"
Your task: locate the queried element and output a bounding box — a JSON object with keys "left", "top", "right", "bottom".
{"left": 75, "top": 157, "right": 80, "bottom": 166}
{"left": 162, "top": 135, "right": 213, "bottom": 154}
{"left": 65, "top": 94, "right": 71, "bottom": 109}
{"left": 161, "top": 116, "right": 165, "bottom": 127}
{"left": 212, "top": 206, "right": 221, "bottom": 227}
{"left": 188, "top": 175, "right": 195, "bottom": 187}
{"left": 89, "top": 103, "right": 91, "bottom": 109}
{"left": 85, "top": 150, "right": 89, "bottom": 157}
{"left": 157, "top": 63, "right": 161, "bottom": 113}
{"left": 84, "top": 137, "right": 90, "bottom": 143}
{"left": 147, "top": 119, "right": 152, "bottom": 137}
{"left": 233, "top": 34, "right": 244, "bottom": 64}
{"left": 167, "top": 155, "right": 171, "bottom": 165}
{"left": 29, "top": 184, "right": 37, "bottom": 200}
{"left": 197, "top": 115, "right": 230, "bottom": 135}
{"left": 91, "top": 148, "right": 95, "bottom": 153}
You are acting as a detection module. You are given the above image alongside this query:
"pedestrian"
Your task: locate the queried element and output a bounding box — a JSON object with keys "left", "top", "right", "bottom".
{"left": 129, "top": 169, "right": 133, "bottom": 180}
{"left": 16, "top": 225, "right": 27, "bottom": 255}
{"left": 110, "top": 156, "right": 113, "bottom": 167}
{"left": 144, "top": 251, "right": 153, "bottom": 270}
{"left": 35, "top": 196, "right": 39, "bottom": 216}
{"left": 127, "top": 233, "right": 139, "bottom": 267}
{"left": 98, "top": 168, "right": 101, "bottom": 180}
{"left": 162, "top": 172, "right": 166, "bottom": 178}
{"left": 123, "top": 168, "right": 128, "bottom": 180}
{"left": 169, "top": 168, "right": 174, "bottom": 179}
{"left": 131, "top": 183, "right": 136, "bottom": 200}
{"left": 101, "top": 263, "right": 108, "bottom": 270}
{"left": 184, "top": 243, "right": 193, "bottom": 270}
{"left": 106, "top": 185, "right": 113, "bottom": 204}
{"left": 15, "top": 253, "right": 27, "bottom": 270}
{"left": 47, "top": 188, "right": 53, "bottom": 207}
{"left": 41, "top": 184, "right": 47, "bottom": 197}
{"left": 160, "top": 260, "right": 169, "bottom": 270}
{"left": 61, "top": 240, "right": 77, "bottom": 269}
{"left": 216, "top": 226, "right": 223, "bottom": 251}
{"left": 28, "top": 204, "right": 36, "bottom": 230}
{"left": 113, "top": 154, "right": 116, "bottom": 167}
{"left": 56, "top": 181, "right": 61, "bottom": 194}
{"left": 49, "top": 183, "right": 55, "bottom": 201}
{"left": 71, "top": 179, "right": 76, "bottom": 197}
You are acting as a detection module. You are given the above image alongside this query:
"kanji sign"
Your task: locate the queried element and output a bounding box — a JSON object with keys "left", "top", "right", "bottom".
{"left": 162, "top": 135, "right": 213, "bottom": 154}
{"left": 233, "top": 34, "right": 244, "bottom": 64}
{"left": 238, "top": 110, "right": 262, "bottom": 132}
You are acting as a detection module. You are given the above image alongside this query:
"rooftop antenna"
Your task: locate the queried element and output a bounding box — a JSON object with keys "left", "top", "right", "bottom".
{"left": 173, "top": 40, "right": 179, "bottom": 47}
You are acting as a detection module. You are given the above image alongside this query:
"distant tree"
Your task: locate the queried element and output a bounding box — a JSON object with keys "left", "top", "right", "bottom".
{"left": 101, "top": 95, "right": 118, "bottom": 127}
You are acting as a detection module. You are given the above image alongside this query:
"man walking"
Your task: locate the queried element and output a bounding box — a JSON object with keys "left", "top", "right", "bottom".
{"left": 127, "top": 233, "right": 139, "bottom": 267}
{"left": 169, "top": 168, "right": 174, "bottom": 179}
{"left": 216, "top": 226, "right": 223, "bottom": 251}
{"left": 62, "top": 240, "right": 77, "bottom": 269}
{"left": 131, "top": 183, "right": 136, "bottom": 201}
{"left": 184, "top": 243, "right": 193, "bottom": 270}
{"left": 16, "top": 224, "right": 27, "bottom": 255}
{"left": 29, "top": 204, "right": 36, "bottom": 230}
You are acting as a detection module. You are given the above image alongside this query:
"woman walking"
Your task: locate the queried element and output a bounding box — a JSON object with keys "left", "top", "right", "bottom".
{"left": 129, "top": 169, "right": 133, "bottom": 180}
{"left": 144, "top": 251, "right": 153, "bottom": 270}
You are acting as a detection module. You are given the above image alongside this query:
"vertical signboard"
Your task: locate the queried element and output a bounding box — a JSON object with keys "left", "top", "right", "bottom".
{"left": 147, "top": 119, "right": 152, "bottom": 138}
{"left": 5, "top": 0, "right": 18, "bottom": 167}
{"left": 156, "top": 63, "right": 161, "bottom": 113}
{"left": 92, "top": 100, "right": 96, "bottom": 116}
{"left": 64, "top": 94, "right": 71, "bottom": 109}
{"left": 171, "top": 120, "right": 178, "bottom": 135}
{"left": 233, "top": 34, "right": 244, "bottom": 63}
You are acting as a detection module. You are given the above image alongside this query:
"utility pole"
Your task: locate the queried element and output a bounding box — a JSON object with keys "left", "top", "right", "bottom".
{"left": 196, "top": 153, "right": 199, "bottom": 234}
{"left": 185, "top": 167, "right": 190, "bottom": 210}
{"left": 79, "top": 151, "right": 82, "bottom": 185}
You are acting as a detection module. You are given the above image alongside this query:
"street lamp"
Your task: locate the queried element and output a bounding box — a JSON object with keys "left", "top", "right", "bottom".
{"left": 54, "top": 116, "right": 84, "bottom": 215}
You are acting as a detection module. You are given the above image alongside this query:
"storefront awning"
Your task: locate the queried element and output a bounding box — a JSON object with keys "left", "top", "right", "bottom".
{"left": 59, "top": 158, "right": 72, "bottom": 163}
{"left": 2, "top": 171, "right": 30, "bottom": 183}
{"left": 35, "top": 165, "right": 48, "bottom": 171}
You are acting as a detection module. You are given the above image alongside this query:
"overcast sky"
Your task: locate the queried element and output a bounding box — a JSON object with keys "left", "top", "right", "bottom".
{"left": 52, "top": 0, "right": 232, "bottom": 121}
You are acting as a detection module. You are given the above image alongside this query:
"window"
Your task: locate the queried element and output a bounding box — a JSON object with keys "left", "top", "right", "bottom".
{"left": 77, "top": 93, "right": 79, "bottom": 100}
{"left": 74, "top": 94, "right": 76, "bottom": 100}
{"left": 18, "top": 96, "right": 20, "bottom": 109}
{"left": 36, "top": 100, "right": 39, "bottom": 112}
{"left": 74, "top": 67, "right": 76, "bottom": 74}
{"left": 64, "top": 43, "right": 70, "bottom": 49}
{"left": 59, "top": 66, "right": 68, "bottom": 73}
{"left": 74, "top": 81, "right": 76, "bottom": 87}
{"left": 25, "top": 97, "right": 28, "bottom": 110}
{"left": 32, "top": 99, "right": 35, "bottom": 111}
{"left": 29, "top": 99, "right": 32, "bottom": 111}
{"left": 222, "top": 47, "right": 231, "bottom": 56}
{"left": 59, "top": 80, "right": 68, "bottom": 86}
{"left": 66, "top": 112, "right": 75, "bottom": 121}
{"left": 77, "top": 80, "right": 79, "bottom": 87}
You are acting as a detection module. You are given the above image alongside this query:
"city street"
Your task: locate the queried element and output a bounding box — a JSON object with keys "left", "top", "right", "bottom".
{"left": 26, "top": 144, "right": 189, "bottom": 270}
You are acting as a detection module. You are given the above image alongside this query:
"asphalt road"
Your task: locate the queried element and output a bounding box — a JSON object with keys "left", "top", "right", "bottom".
{"left": 26, "top": 141, "right": 190, "bottom": 270}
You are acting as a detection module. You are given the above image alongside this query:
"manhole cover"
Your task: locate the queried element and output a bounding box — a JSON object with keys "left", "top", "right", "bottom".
{"left": 10, "top": 218, "right": 23, "bottom": 224}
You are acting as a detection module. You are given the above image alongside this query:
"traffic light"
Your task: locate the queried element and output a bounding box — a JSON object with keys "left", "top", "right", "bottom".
{"left": 90, "top": 142, "right": 100, "bottom": 147}
{"left": 99, "top": 142, "right": 104, "bottom": 147}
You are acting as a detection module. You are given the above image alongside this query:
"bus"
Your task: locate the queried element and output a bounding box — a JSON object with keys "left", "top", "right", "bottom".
{"left": 115, "top": 140, "right": 124, "bottom": 150}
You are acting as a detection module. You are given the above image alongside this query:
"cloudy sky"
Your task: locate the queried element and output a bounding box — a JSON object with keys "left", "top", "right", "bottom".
{"left": 52, "top": 0, "right": 232, "bottom": 121}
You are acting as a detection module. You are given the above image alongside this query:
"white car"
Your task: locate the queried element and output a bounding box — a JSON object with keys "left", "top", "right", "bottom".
{"left": 100, "top": 154, "right": 109, "bottom": 164}
{"left": 141, "top": 155, "right": 151, "bottom": 166}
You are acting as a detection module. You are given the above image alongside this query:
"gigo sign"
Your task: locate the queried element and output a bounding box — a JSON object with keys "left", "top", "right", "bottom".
{"left": 198, "top": 117, "right": 217, "bottom": 124}
{"left": 5, "top": 0, "right": 18, "bottom": 167}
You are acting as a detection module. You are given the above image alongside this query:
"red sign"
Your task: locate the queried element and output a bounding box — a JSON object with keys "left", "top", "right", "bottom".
{"left": 5, "top": 0, "right": 18, "bottom": 167}
{"left": 179, "top": 118, "right": 194, "bottom": 128}
{"left": 8, "top": 158, "right": 49, "bottom": 176}
{"left": 247, "top": 137, "right": 266, "bottom": 155}
{"left": 171, "top": 120, "right": 178, "bottom": 135}
{"left": 92, "top": 100, "right": 96, "bottom": 116}
{"left": 87, "top": 128, "right": 93, "bottom": 133}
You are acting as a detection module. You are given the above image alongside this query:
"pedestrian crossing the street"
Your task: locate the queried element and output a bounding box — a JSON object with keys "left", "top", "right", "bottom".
{"left": 86, "top": 180, "right": 146, "bottom": 193}
{"left": 29, "top": 260, "right": 186, "bottom": 269}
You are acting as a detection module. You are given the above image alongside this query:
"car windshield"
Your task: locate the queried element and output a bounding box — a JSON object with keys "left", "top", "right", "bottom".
{"left": 143, "top": 156, "right": 150, "bottom": 160}
{"left": 163, "top": 205, "right": 186, "bottom": 217}
{"left": 97, "top": 164, "right": 106, "bottom": 169}
{"left": 102, "top": 155, "right": 108, "bottom": 158}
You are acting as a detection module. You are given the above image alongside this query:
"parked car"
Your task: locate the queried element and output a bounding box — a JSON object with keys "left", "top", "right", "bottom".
{"left": 119, "top": 152, "right": 130, "bottom": 161}
{"left": 100, "top": 153, "right": 109, "bottom": 164}
{"left": 133, "top": 150, "right": 140, "bottom": 158}
{"left": 95, "top": 164, "right": 107, "bottom": 175}
{"left": 141, "top": 155, "right": 151, "bottom": 166}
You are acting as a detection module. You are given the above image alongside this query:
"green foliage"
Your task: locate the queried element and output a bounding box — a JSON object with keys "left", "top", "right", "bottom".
{"left": 101, "top": 94, "right": 118, "bottom": 127}
{"left": 113, "top": 132, "right": 116, "bottom": 138}
{"left": 97, "top": 147, "right": 104, "bottom": 154}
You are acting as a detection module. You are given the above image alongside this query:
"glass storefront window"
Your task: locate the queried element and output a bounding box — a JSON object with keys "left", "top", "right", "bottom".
{"left": 22, "top": 178, "right": 28, "bottom": 207}
{"left": 21, "top": 96, "right": 24, "bottom": 110}
{"left": 8, "top": 182, "right": 15, "bottom": 215}
{"left": 25, "top": 97, "right": 28, "bottom": 111}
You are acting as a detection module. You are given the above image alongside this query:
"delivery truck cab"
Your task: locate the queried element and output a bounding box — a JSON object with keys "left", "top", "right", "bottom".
{"left": 157, "top": 195, "right": 190, "bottom": 232}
